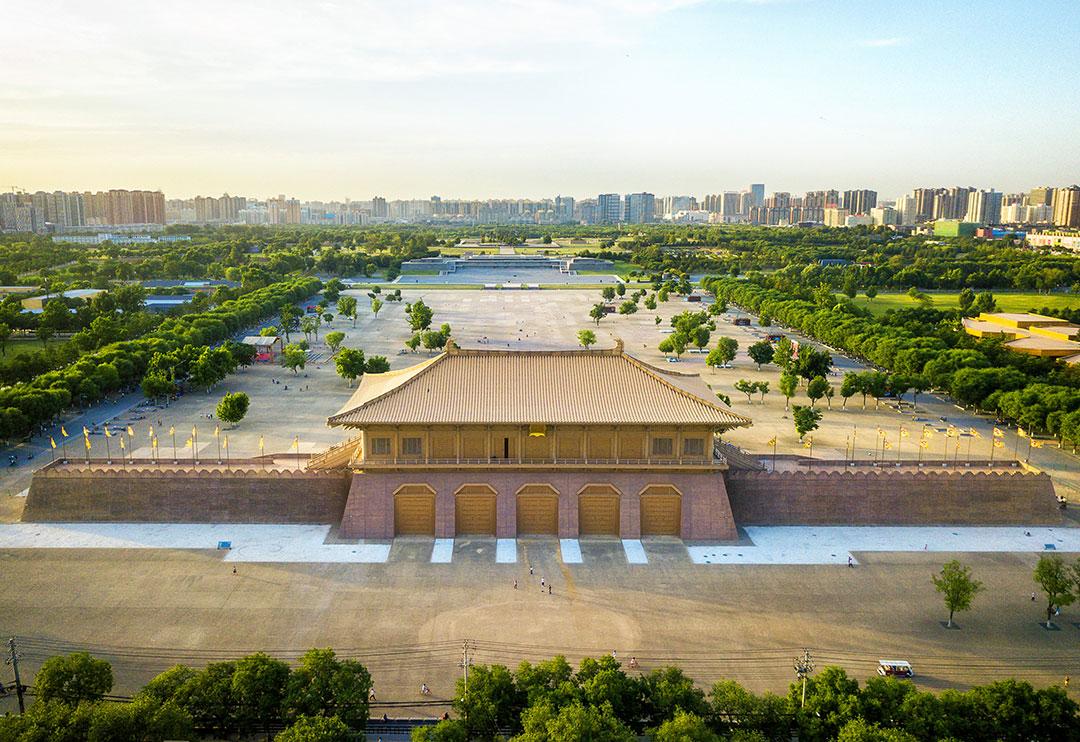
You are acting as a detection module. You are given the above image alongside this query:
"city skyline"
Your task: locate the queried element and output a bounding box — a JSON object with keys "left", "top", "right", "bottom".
{"left": 4, "top": 0, "right": 1080, "bottom": 198}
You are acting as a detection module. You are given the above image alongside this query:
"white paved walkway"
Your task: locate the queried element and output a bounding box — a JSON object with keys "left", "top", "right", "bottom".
{"left": 430, "top": 538, "right": 454, "bottom": 563}
{"left": 496, "top": 538, "right": 517, "bottom": 563}
{"left": 688, "top": 526, "right": 1080, "bottom": 565}
{"left": 0, "top": 523, "right": 390, "bottom": 563}
{"left": 559, "top": 538, "right": 582, "bottom": 563}
{"left": 622, "top": 539, "right": 648, "bottom": 564}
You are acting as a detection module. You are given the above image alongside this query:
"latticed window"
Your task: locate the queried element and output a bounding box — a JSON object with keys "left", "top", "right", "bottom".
{"left": 651, "top": 437, "right": 673, "bottom": 456}
{"left": 682, "top": 438, "right": 705, "bottom": 456}
{"left": 371, "top": 437, "right": 391, "bottom": 455}
{"left": 402, "top": 437, "right": 423, "bottom": 456}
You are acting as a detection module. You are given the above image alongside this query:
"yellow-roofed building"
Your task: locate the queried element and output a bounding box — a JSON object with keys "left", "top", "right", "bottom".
{"left": 962, "top": 312, "right": 1080, "bottom": 360}
{"left": 311, "top": 340, "right": 752, "bottom": 540}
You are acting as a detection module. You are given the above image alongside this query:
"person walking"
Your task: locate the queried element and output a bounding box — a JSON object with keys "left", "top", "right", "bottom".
{"left": 513, "top": 579, "right": 517, "bottom": 590}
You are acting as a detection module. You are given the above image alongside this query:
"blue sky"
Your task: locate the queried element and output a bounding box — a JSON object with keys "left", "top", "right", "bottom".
{"left": 3, "top": 0, "right": 1078, "bottom": 199}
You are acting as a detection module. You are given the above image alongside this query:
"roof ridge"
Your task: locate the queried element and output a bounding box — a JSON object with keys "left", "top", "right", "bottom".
{"left": 619, "top": 352, "right": 753, "bottom": 425}
{"left": 329, "top": 352, "right": 447, "bottom": 423}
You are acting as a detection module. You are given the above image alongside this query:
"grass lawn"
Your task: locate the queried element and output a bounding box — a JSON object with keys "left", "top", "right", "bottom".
{"left": 862, "top": 291, "right": 1080, "bottom": 317}
{"left": 3, "top": 337, "right": 66, "bottom": 359}
{"left": 577, "top": 260, "right": 640, "bottom": 277}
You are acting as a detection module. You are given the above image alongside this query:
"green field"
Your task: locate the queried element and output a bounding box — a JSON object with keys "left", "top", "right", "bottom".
{"left": 863, "top": 292, "right": 1080, "bottom": 317}
{"left": 3, "top": 337, "right": 66, "bottom": 359}
{"left": 576, "top": 260, "right": 639, "bottom": 277}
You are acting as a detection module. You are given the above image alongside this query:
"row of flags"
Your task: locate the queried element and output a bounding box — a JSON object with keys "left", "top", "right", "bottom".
{"left": 762, "top": 424, "right": 1047, "bottom": 453}
{"left": 50, "top": 425, "right": 304, "bottom": 455}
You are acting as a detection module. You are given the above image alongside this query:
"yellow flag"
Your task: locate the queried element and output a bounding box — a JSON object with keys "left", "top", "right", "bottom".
{"left": 259, "top": 435, "right": 265, "bottom": 452}
{"left": 922, "top": 427, "right": 933, "bottom": 437}
{"left": 993, "top": 427, "right": 1004, "bottom": 438}
{"left": 1031, "top": 439, "right": 1044, "bottom": 448}
{"left": 947, "top": 425, "right": 957, "bottom": 437}
{"left": 883, "top": 440, "right": 892, "bottom": 449}
{"left": 803, "top": 437, "right": 813, "bottom": 448}
{"left": 148, "top": 425, "right": 154, "bottom": 438}
{"left": 969, "top": 427, "right": 980, "bottom": 439}
{"left": 919, "top": 440, "right": 929, "bottom": 449}
{"left": 50, "top": 437, "right": 56, "bottom": 449}
{"left": 127, "top": 425, "right": 134, "bottom": 437}
{"left": 222, "top": 436, "right": 228, "bottom": 449}
{"left": 61, "top": 426, "right": 68, "bottom": 437}
{"left": 213, "top": 426, "right": 220, "bottom": 438}
{"left": 169, "top": 425, "right": 175, "bottom": 436}
{"left": 84, "top": 438, "right": 91, "bottom": 450}
{"left": 1018, "top": 427, "right": 1028, "bottom": 438}
{"left": 185, "top": 438, "right": 192, "bottom": 448}
{"left": 82, "top": 426, "right": 89, "bottom": 437}
{"left": 767, "top": 436, "right": 776, "bottom": 446}
{"left": 192, "top": 426, "right": 197, "bottom": 438}
{"left": 292, "top": 436, "right": 299, "bottom": 450}
{"left": 119, "top": 438, "right": 126, "bottom": 450}
{"left": 900, "top": 427, "right": 909, "bottom": 438}
{"left": 104, "top": 425, "right": 111, "bottom": 438}
{"left": 994, "top": 440, "right": 1004, "bottom": 448}
{"left": 152, "top": 436, "right": 158, "bottom": 448}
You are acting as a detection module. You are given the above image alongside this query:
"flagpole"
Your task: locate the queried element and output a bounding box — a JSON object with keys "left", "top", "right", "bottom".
{"left": 171, "top": 429, "right": 177, "bottom": 464}
{"left": 771, "top": 438, "right": 777, "bottom": 472}
{"left": 60, "top": 434, "right": 67, "bottom": 463}
{"left": 104, "top": 434, "right": 111, "bottom": 464}
{"left": 224, "top": 436, "right": 230, "bottom": 469}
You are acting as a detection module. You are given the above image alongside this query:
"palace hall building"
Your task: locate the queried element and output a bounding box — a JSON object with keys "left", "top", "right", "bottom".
{"left": 310, "top": 341, "right": 752, "bottom": 540}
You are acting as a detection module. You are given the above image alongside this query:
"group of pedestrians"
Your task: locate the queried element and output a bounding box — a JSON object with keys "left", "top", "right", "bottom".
{"left": 514, "top": 564, "right": 553, "bottom": 594}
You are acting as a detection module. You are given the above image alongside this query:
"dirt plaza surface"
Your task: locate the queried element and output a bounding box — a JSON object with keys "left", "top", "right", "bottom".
{"left": 3, "top": 286, "right": 1080, "bottom": 712}
{"left": 2, "top": 541, "right": 1080, "bottom": 714}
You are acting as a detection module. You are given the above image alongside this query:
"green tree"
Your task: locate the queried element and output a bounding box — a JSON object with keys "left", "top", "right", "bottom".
{"left": 216, "top": 392, "right": 250, "bottom": 427}
{"left": 405, "top": 299, "right": 434, "bottom": 333}
{"left": 322, "top": 278, "right": 344, "bottom": 304}
{"left": 283, "top": 648, "right": 371, "bottom": 729}
{"left": 659, "top": 332, "right": 688, "bottom": 359}
{"left": 932, "top": 560, "right": 984, "bottom": 628}
{"left": 615, "top": 282, "right": 626, "bottom": 297}
{"left": 602, "top": 286, "right": 617, "bottom": 301}
{"left": 1033, "top": 554, "right": 1075, "bottom": 628}
{"left": 282, "top": 344, "right": 307, "bottom": 375}
{"left": 141, "top": 372, "right": 176, "bottom": 405}
{"left": 365, "top": 355, "right": 390, "bottom": 373}
{"left": 707, "top": 337, "right": 738, "bottom": 368}
{"left": 618, "top": 300, "right": 638, "bottom": 315}
{"left": 517, "top": 701, "right": 634, "bottom": 742}
{"left": 639, "top": 666, "right": 709, "bottom": 729}
{"left": 277, "top": 714, "right": 350, "bottom": 742}
{"left": 773, "top": 337, "right": 794, "bottom": 369}
{"left": 792, "top": 405, "right": 823, "bottom": 440}
{"left": 371, "top": 297, "right": 383, "bottom": 319}
{"left": 734, "top": 379, "right": 756, "bottom": 404}
{"left": 231, "top": 652, "right": 290, "bottom": 740}
{"left": 453, "top": 664, "right": 524, "bottom": 740}
{"left": 279, "top": 303, "right": 300, "bottom": 343}
{"left": 325, "top": 331, "right": 345, "bottom": 354}
{"left": 792, "top": 666, "right": 860, "bottom": 742}
{"left": 958, "top": 287, "right": 976, "bottom": 315}
{"left": 652, "top": 711, "right": 719, "bottom": 742}
{"left": 0, "top": 321, "right": 11, "bottom": 355}
{"left": 754, "top": 380, "right": 769, "bottom": 404}
{"left": 864, "top": 286, "right": 878, "bottom": 302}
{"left": 337, "top": 296, "right": 358, "bottom": 327}
{"left": 413, "top": 718, "right": 469, "bottom": 741}
{"left": 836, "top": 718, "right": 918, "bottom": 742}
{"left": 840, "top": 373, "right": 862, "bottom": 409}
{"left": 590, "top": 303, "right": 607, "bottom": 326}
{"left": 578, "top": 329, "right": 597, "bottom": 349}
{"left": 779, "top": 371, "right": 799, "bottom": 410}
{"left": 335, "top": 348, "right": 366, "bottom": 387}
{"left": 34, "top": 652, "right": 114, "bottom": 705}
{"left": 747, "top": 340, "right": 774, "bottom": 370}
{"left": 807, "top": 376, "right": 830, "bottom": 408}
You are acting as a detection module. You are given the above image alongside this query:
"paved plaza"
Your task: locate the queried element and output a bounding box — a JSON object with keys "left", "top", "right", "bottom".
{"left": 1, "top": 522, "right": 1076, "bottom": 565}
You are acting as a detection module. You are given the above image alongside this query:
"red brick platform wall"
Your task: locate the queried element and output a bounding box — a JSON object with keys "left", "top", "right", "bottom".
{"left": 24, "top": 465, "right": 351, "bottom": 524}
{"left": 726, "top": 470, "right": 1062, "bottom": 526}
{"left": 340, "top": 470, "right": 737, "bottom": 540}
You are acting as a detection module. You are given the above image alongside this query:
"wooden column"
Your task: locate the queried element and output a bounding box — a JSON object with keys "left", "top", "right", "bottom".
{"left": 485, "top": 426, "right": 492, "bottom": 461}
{"left": 582, "top": 426, "right": 589, "bottom": 463}
{"left": 613, "top": 425, "right": 620, "bottom": 463}
{"left": 518, "top": 426, "right": 523, "bottom": 464}
{"left": 551, "top": 425, "right": 557, "bottom": 464}
{"left": 455, "top": 426, "right": 462, "bottom": 464}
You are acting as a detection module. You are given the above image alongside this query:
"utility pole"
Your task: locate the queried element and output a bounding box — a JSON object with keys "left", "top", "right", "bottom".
{"left": 460, "top": 639, "right": 472, "bottom": 700}
{"left": 6, "top": 637, "right": 24, "bottom": 713}
{"left": 793, "top": 648, "right": 815, "bottom": 708}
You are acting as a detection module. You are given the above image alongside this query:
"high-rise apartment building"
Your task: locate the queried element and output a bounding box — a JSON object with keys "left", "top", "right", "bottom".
{"left": 597, "top": 193, "right": 622, "bottom": 224}
{"left": 841, "top": 189, "right": 877, "bottom": 215}
{"left": 749, "top": 184, "right": 765, "bottom": 208}
{"left": 624, "top": 192, "right": 655, "bottom": 224}
{"left": 554, "top": 195, "right": 575, "bottom": 223}
{"left": 1028, "top": 186, "right": 1054, "bottom": 207}
{"left": 912, "top": 188, "right": 937, "bottom": 223}
{"left": 964, "top": 189, "right": 1002, "bottom": 225}
{"left": 1052, "top": 186, "right": 1080, "bottom": 227}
